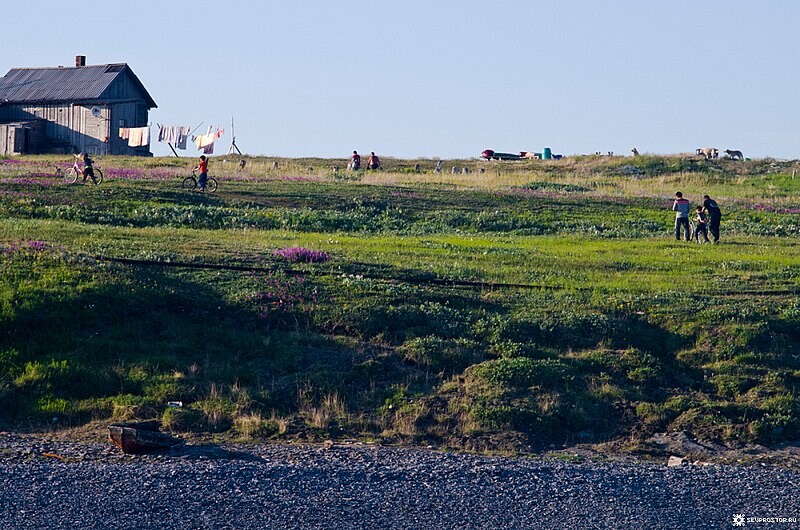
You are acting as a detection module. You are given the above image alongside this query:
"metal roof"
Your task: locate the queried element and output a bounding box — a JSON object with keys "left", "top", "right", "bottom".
{"left": 0, "top": 63, "right": 157, "bottom": 108}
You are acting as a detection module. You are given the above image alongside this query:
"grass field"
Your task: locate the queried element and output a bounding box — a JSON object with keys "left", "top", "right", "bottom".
{"left": 1, "top": 153, "right": 799, "bottom": 453}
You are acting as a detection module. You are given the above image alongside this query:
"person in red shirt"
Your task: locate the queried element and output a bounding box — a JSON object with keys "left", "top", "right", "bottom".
{"left": 194, "top": 155, "right": 208, "bottom": 191}
{"left": 350, "top": 150, "right": 361, "bottom": 171}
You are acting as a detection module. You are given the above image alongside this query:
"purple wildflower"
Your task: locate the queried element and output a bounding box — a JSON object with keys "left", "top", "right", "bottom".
{"left": 272, "top": 247, "right": 330, "bottom": 263}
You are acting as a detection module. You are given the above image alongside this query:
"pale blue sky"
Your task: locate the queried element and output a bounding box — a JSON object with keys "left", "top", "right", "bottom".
{"left": 4, "top": 1, "right": 799, "bottom": 159}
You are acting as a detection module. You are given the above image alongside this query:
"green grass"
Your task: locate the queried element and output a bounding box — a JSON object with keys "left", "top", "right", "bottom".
{"left": 1, "top": 154, "right": 799, "bottom": 452}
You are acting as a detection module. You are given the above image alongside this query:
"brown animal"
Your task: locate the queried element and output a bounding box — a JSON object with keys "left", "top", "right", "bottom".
{"left": 724, "top": 149, "right": 744, "bottom": 160}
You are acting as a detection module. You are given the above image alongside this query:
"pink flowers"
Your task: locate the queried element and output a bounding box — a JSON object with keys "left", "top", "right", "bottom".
{"left": 751, "top": 203, "right": 800, "bottom": 214}
{"left": 273, "top": 247, "right": 330, "bottom": 263}
{"left": 0, "top": 240, "right": 54, "bottom": 254}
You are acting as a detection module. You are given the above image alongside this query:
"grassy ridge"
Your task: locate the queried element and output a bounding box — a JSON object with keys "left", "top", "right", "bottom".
{"left": 1, "top": 154, "right": 799, "bottom": 451}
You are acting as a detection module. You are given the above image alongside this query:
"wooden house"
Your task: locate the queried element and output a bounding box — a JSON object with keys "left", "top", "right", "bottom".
{"left": 0, "top": 56, "right": 157, "bottom": 156}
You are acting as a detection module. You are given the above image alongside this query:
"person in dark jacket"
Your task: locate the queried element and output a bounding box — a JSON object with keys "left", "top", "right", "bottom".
{"left": 703, "top": 195, "right": 722, "bottom": 243}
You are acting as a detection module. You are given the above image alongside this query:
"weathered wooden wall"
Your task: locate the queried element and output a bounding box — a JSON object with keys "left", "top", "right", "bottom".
{"left": 0, "top": 121, "right": 45, "bottom": 156}
{"left": 0, "top": 68, "right": 153, "bottom": 155}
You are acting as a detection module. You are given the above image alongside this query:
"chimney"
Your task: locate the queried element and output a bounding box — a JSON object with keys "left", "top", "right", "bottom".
{"left": 75, "top": 55, "right": 86, "bottom": 67}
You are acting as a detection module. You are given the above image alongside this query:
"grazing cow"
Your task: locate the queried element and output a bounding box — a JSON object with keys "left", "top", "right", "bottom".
{"left": 272, "top": 161, "right": 279, "bottom": 169}
{"left": 462, "top": 167, "right": 470, "bottom": 174}
{"left": 434, "top": 160, "right": 443, "bottom": 173}
{"left": 696, "top": 147, "right": 718, "bottom": 160}
{"left": 452, "top": 166, "right": 460, "bottom": 174}
{"left": 631, "top": 147, "right": 640, "bottom": 156}
{"left": 724, "top": 149, "right": 744, "bottom": 161}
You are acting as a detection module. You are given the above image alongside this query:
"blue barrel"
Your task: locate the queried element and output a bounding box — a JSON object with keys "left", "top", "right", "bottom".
{"left": 542, "top": 147, "right": 552, "bottom": 160}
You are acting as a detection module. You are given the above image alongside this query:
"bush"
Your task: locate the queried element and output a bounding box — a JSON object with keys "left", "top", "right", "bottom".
{"left": 161, "top": 407, "right": 204, "bottom": 432}
{"left": 400, "top": 336, "right": 483, "bottom": 373}
{"left": 470, "top": 358, "right": 573, "bottom": 388}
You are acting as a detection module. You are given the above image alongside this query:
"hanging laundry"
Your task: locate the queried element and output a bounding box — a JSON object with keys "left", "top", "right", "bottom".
{"left": 130, "top": 128, "right": 142, "bottom": 147}
{"left": 126, "top": 126, "right": 150, "bottom": 147}
{"left": 119, "top": 128, "right": 130, "bottom": 140}
{"left": 175, "top": 128, "right": 189, "bottom": 150}
{"left": 193, "top": 127, "right": 224, "bottom": 152}
{"left": 158, "top": 125, "right": 190, "bottom": 149}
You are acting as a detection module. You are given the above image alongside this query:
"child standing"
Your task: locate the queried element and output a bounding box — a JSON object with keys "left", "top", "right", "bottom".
{"left": 76, "top": 152, "right": 97, "bottom": 185}
{"left": 694, "top": 206, "right": 710, "bottom": 243}
{"left": 194, "top": 155, "right": 208, "bottom": 191}
{"left": 672, "top": 191, "right": 691, "bottom": 240}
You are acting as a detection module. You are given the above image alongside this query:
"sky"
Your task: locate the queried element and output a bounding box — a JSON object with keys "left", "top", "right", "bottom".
{"left": 3, "top": 1, "right": 800, "bottom": 160}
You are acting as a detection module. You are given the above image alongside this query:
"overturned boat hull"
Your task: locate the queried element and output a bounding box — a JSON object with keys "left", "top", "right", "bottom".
{"left": 108, "top": 421, "right": 183, "bottom": 454}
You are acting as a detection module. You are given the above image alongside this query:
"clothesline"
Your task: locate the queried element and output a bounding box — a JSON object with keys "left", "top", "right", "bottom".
{"left": 192, "top": 126, "right": 225, "bottom": 154}
{"left": 157, "top": 122, "right": 224, "bottom": 154}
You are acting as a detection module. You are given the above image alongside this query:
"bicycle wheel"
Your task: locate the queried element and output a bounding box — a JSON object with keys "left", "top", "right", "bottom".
{"left": 65, "top": 168, "right": 79, "bottom": 184}
{"left": 206, "top": 177, "right": 218, "bottom": 193}
{"left": 94, "top": 168, "right": 103, "bottom": 184}
{"left": 181, "top": 176, "right": 197, "bottom": 190}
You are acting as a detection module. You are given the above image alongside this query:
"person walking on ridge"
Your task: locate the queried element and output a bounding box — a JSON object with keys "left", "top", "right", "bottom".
{"left": 672, "top": 191, "right": 691, "bottom": 241}
{"left": 367, "top": 151, "right": 380, "bottom": 170}
{"left": 350, "top": 150, "right": 361, "bottom": 171}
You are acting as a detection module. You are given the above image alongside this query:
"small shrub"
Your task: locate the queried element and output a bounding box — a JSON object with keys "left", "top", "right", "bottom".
{"left": 233, "top": 413, "right": 268, "bottom": 438}
{"left": 299, "top": 390, "right": 348, "bottom": 430}
{"left": 470, "top": 358, "right": 572, "bottom": 388}
{"left": 400, "top": 336, "right": 483, "bottom": 373}
{"left": 161, "top": 407, "right": 204, "bottom": 432}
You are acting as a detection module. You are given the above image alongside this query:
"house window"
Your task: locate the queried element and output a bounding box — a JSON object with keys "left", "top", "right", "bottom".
{"left": 119, "top": 119, "right": 127, "bottom": 128}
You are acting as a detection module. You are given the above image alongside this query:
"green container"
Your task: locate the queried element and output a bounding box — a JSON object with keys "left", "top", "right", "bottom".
{"left": 542, "top": 147, "right": 552, "bottom": 160}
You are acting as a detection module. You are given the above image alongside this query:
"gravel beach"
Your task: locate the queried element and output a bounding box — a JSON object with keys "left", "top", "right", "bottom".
{"left": 1, "top": 433, "right": 798, "bottom": 529}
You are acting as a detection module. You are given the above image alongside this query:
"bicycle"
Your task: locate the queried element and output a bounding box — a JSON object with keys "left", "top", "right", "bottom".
{"left": 181, "top": 170, "right": 218, "bottom": 193}
{"left": 55, "top": 158, "right": 103, "bottom": 184}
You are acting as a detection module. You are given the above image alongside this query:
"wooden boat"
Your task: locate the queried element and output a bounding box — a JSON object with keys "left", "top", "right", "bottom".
{"left": 108, "top": 420, "right": 184, "bottom": 454}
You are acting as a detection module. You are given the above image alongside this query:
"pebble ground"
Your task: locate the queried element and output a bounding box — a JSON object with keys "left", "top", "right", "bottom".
{"left": 1, "top": 434, "right": 798, "bottom": 529}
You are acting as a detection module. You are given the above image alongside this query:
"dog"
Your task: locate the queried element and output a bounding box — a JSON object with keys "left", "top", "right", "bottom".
{"left": 724, "top": 149, "right": 744, "bottom": 160}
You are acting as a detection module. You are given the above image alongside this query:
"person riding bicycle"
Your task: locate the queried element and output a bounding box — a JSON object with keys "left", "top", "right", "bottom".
{"left": 194, "top": 155, "right": 208, "bottom": 191}
{"left": 76, "top": 152, "right": 97, "bottom": 185}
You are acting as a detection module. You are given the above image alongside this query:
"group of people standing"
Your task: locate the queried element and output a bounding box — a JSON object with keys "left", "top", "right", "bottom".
{"left": 349, "top": 150, "right": 380, "bottom": 171}
{"left": 672, "top": 192, "right": 722, "bottom": 243}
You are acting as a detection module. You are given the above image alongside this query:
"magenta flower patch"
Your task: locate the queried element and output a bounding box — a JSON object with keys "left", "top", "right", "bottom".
{"left": 272, "top": 247, "right": 330, "bottom": 263}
